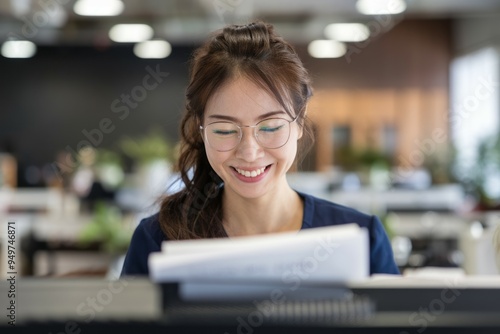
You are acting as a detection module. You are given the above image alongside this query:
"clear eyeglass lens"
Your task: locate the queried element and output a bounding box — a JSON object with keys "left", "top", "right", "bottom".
{"left": 205, "top": 118, "right": 291, "bottom": 151}
{"left": 206, "top": 122, "right": 240, "bottom": 151}
{"left": 255, "top": 118, "right": 289, "bottom": 148}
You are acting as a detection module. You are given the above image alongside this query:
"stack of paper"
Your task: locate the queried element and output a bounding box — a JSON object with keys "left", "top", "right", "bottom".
{"left": 149, "top": 223, "right": 369, "bottom": 284}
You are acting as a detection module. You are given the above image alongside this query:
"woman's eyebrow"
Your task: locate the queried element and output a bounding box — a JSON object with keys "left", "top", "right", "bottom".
{"left": 257, "top": 111, "right": 287, "bottom": 120}
{"left": 207, "top": 111, "right": 287, "bottom": 122}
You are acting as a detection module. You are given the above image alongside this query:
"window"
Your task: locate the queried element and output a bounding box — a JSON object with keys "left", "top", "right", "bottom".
{"left": 450, "top": 47, "right": 499, "bottom": 197}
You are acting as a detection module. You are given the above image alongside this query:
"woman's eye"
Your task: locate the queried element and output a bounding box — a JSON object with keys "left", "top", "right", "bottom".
{"left": 260, "top": 125, "right": 284, "bottom": 133}
{"left": 213, "top": 129, "right": 237, "bottom": 135}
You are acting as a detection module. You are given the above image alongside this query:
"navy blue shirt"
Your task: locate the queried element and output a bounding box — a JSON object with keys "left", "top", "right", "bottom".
{"left": 121, "top": 192, "right": 400, "bottom": 276}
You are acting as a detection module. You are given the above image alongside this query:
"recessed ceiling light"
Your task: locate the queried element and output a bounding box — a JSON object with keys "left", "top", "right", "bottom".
{"left": 1, "top": 40, "right": 37, "bottom": 58}
{"left": 109, "top": 24, "right": 154, "bottom": 43}
{"left": 134, "top": 40, "right": 172, "bottom": 59}
{"left": 324, "top": 23, "right": 370, "bottom": 42}
{"left": 74, "top": 0, "right": 124, "bottom": 17}
{"left": 356, "top": 0, "right": 407, "bottom": 15}
{"left": 308, "top": 40, "right": 346, "bottom": 59}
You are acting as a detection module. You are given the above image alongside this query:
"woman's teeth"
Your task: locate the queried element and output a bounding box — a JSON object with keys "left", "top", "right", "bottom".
{"left": 235, "top": 167, "right": 266, "bottom": 178}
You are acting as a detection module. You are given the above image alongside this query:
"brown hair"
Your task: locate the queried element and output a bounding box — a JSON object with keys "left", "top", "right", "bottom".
{"left": 159, "top": 21, "right": 314, "bottom": 240}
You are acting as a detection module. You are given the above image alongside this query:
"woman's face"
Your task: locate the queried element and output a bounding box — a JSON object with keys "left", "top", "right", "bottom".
{"left": 202, "top": 76, "right": 301, "bottom": 200}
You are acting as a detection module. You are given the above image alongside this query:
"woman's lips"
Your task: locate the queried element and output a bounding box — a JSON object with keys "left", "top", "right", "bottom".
{"left": 234, "top": 166, "right": 266, "bottom": 178}
{"left": 231, "top": 165, "right": 271, "bottom": 182}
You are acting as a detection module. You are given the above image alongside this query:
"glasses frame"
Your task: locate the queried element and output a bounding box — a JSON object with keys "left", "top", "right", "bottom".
{"left": 200, "top": 116, "right": 299, "bottom": 152}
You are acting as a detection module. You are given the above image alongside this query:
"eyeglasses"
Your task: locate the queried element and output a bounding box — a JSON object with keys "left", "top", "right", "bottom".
{"left": 200, "top": 117, "right": 298, "bottom": 152}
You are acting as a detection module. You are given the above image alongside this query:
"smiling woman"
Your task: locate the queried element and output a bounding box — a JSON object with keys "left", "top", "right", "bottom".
{"left": 202, "top": 77, "right": 304, "bottom": 204}
{"left": 120, "top": 21, "right": 400, "bottom": 277}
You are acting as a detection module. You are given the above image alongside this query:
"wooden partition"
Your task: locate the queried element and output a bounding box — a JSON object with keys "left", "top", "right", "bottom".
{"left": 308, "top": 88, "right": 449, "bottom": 170}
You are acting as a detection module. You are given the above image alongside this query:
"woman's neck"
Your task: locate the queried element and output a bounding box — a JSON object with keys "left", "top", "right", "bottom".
{"left": 222, "top": 185, "right": 304, "bottom": 237}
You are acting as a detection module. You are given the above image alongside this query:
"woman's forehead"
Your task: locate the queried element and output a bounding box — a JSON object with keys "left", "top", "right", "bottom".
{"left": 205, "top": 77, "right": 284, "bottom": 117}
{"left": 204, "top": 77, "right": 294, "bottom": 120}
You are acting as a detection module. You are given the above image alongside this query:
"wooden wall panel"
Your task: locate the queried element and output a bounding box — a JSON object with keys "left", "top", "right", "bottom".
{"left": 351, "top": 90, "right": 370, "bottom": 148}
{"left": 421, "top": 88, "right": 449, "bottom": 147}
{"left": 300, "top": 19, "right": 451, "bottom": 171}
{"left": 395, "top": 89, "right": 422, "bottom": 167}
{"left": 309, "top": 88, "right": 449, "bottom": 170}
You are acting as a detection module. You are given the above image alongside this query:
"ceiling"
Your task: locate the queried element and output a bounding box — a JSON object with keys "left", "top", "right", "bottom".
{"left": 1, "top": 0, "right": 500, "bottom": 46}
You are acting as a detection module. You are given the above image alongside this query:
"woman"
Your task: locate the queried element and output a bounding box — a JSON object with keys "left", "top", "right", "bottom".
{"left": 121, "top": 21, "right": 399, "bottom": 276}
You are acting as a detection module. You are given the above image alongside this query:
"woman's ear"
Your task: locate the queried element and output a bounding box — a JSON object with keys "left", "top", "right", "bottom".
{"left": 297, "top": 108, "right": 307, "bottom": 139}
{"left": 197, "top": 117, "right": 205, "bottom": 142}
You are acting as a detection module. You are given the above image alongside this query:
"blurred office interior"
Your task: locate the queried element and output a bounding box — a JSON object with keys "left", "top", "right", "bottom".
{"left": 0, "top": 0, "right": 500, "bottom": 278}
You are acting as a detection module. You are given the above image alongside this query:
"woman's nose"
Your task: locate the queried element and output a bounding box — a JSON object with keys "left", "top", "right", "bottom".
{"left": 235, "top": 128, "right": 264, "bottom": 161}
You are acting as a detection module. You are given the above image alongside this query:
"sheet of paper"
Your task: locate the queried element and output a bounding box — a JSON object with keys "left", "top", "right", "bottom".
{"left": 160, "top": 223, "right": 360, "bottom": 255}
{"left": 149, "top": 223, "right": 369, "bottom": 283}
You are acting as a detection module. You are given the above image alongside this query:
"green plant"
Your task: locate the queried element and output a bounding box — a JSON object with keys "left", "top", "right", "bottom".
{"left": 454, "top": 134, "right": 500, "bottom": 210}
{"left": 95, "top": 148, "right": 123, "bottom": 167}
{"left": 335, "top": 146, "right": 391, "bottom": 172}
{"left": 422, "top": 144, "right": 457, "bottom": 185}
{"left": 79, "top": 202, "right": 132, "bottom": 254}
{"left": 119, "top": 128, "right": 174, "bottom": 165}
{"left": 474, "top": 135, "right": 500, "bottom": 209}
{"left": 94, "top": 148, "right": 125, "bottom": 189}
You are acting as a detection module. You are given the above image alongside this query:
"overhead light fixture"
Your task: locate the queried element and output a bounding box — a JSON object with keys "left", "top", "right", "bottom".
{"left": 109, "top": 24, "right": 154, "bottom": 43}
{"left": 356, "top": 0, "right": 406, "bottom": 15}
{"left": 134, "top": 40, "right": 172, "bottom": 59}
{"left": 74, "top": 0, "right": 124, "bottom": 16}
{"left": 1, "top": 40, "right": 37, "bottom": 58}
{"left": 308, "top": 40, "right": 346, "bottom": 59}
{"left": 324, "top": 23, "right": 370, "bottom": 42}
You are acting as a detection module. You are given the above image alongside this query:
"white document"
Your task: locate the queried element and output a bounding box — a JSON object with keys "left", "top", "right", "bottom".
{"left": 149, "top": 223, "right": 369, "bottom": 283}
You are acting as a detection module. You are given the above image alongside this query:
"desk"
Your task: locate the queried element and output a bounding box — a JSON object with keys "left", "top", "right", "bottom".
{"left": 1, "top": 277, "right": 499, "bottom": 333}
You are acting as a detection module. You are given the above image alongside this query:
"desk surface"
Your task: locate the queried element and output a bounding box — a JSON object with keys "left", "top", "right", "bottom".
{"left": 1, "top": 277, "right": 500, "bottom": 333}
{"left": 4, "top": 322, "right": 500, "bottom": 334}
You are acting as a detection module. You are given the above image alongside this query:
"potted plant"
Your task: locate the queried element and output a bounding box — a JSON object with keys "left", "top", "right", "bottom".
{"left": 119, "top": 128, "right": 175, "bottom": 201}
{"left": 458, "top": 135, "right": 500, "bottom": 210}
{"left": 79, "top": 201, "right": 133, "bottom": 255}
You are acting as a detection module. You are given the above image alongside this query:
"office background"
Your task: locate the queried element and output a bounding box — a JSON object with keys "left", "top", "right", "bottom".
{"left": 0, "top": 0, "right": 500, "bottom": 277}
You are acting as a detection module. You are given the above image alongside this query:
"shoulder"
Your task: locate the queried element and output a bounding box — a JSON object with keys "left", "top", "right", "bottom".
{"left": 121, "top": 213, "right": 166, "bottom": 276}
{"left": 300, "top": 191, "right": 374, "bottom": 229}
{"left": 134, "top": 213, "right": 165, "bottom": 242}
{"left": 298, "top": 192, "right": 399, "bottom": 275}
